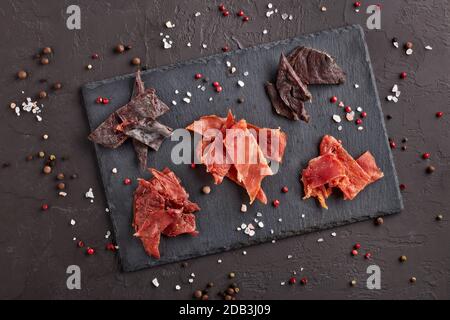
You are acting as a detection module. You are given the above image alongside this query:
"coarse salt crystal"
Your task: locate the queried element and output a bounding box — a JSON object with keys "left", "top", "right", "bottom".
{"left": 320, "top": 6, "right": 327, "bottom": 12}
{"left": 425, "top": 45, "right": 432, "bottom": 50}
{"left": 231, "top": 67, "right": 236, "bottom": 73}
{"left": 406, "top": 48, "right": 413, "bottom": 55}
{"left": 392, "top": 84, "right": 399, "bottom": 93}
{"left": 242, "top": 251, "right": 247, "bottom": 255}
{"left": 182, "top": 97, "right": 191, "bottom": 104}
{"left": 331, "top": 232, "right": 336, "bottom": 237}
{"left": 188, "top": 278, "right": 194, "bottom": 283}
{"left": 287, "top": 255, "right": 292, "bottom": 259}
{"left": 268, "top": 3, "right": 273, "bottom": 9}
{"left": 249, "top": 230, "right": 255, "bottom": 237}
{"left": 112, "top": 168, "right": 118, "bottom": 174}
{"left": 209, "top": 97, "right": 213, "bottom": 102}
{"left": 237, "top": 80, "right": 245, "bottom": 87}
{"left": 70, "top": 219, "right": 76, "bottom": 226}
{"left": 338, "top": 125, "right": 343, "bottom": 131}
{"left": 346, "top": 112, "right": 355, "bottom": 121}
{"left": 338, "top": 101, "right": 345, "bottom": 107}
{"left": 218, "top": 259, "right": 222, "bottom": 264}
{"left": 105, "top": 231, "right": 111, "bottom": 239}
{"left": 105, "top": 208, "right": 110, "bottom": 213}
{"left": 270, "top": 229, "right": 274, "bottom": 234}
{"left": 281, "top": 282, "right": 286, "bottom": 286}
{"left": 395, "top": 91, "right": 401, "bottom": 98}
{"left": 258, "top": 221, "right": 264, "bottom": 228}
{"left": 278, "top": 218, "right": 282, "bottom": 222}
{"left": 186, "top": 91, "right": 192, "bottom": 97}
{"left": 59, "top": 191, "right": 67, "bottom": 197}
{"left": 266, "top": 10, "right": 274, "bottom": 18}
{"left": 171, "top": 100, "right": 177, "bottom": 106}
{"left": 175, "top": 285, "right": 181, "bottom": 290}
{"left": 241, "top": 204, "right": 247, "bottom": 212}
{"left": 241, "top": 223, "right": 247, "bottom": 229}
{"left": 85, "top": 188, "right": 94, "bottom": 199}
{"left": 195, "top": 12, "right": 201, "bottom": 17}
{"left": 301, "top": 214, "right": 305, "bottom": 218}
{"left": 317, "top": 238, "right": 324, "bottom": 243}
{"left": 354, "top": 84, "right": 360, "bottom": 89}
{"left": 165, "top": 21, "right": 175, "bottom": 28}
{"left": 187, "top": 42, "right": 191, "bottom": 47}
{"left": 272, "top": 240, "right": 276, "bottom": 243}
{"left": 386, "top": 95, "right": 393, "bottom": 101}
{"left": 263, "top": 29, "right": 268, "bottom": 34}
{"left": 243, "top": 71, "right": 249, "bottom": 76}
{"left": 332, "top": 115, "right": 342, "bottom": 123}
{"left": 281, "top": 13, "right": 289, "bottom": 20}
{"left": 357, "top": 126, "right": 364, "bottom": 131}
{"left": 152, "top": 278, "right": 160, "bottom": 287}
{"left": 202, "top": 43, "right": 207, "bottom": 49}
{"left": 392, "top": 96, "right": 398, "bottom": 103}
{"left": 226, "top": 61, "right": 231, "bottom": 67}
{"left": 357, "top": 107, "right": 363, "bottom": 112}
{"left": 256, "top": 212, "right": 262, "bottom": 217}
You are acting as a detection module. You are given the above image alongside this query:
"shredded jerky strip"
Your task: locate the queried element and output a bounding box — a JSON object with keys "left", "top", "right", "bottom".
{"left": 88, "top": 70, "right": 172, "bottom": 170}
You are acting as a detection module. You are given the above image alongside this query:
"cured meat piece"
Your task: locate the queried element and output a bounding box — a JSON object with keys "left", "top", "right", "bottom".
{"left": 187, "top": 111, "right": 285, "bottom": 205}
{"left": 301, "top": 135, "right": 384, "bottom": 208}
{"left": 120, "top": 119, "right": 173, "bottom": 151}
{"left": 269, "top": 53, "right": 312, "bottom": 122}
{"left": 301, "top": 153, "right": 346, "bottom": 209}
{"left": 266, "top": 47, "right": 345, "bottom": 123}
{"left": 356, "top": 151, "right": 384, "bottom": 183}
{"left": 319, "top": 135, "right": 371, "bottom": 200}
{"left": 276, "top": 53, "right": 312, "bottom": 103}
{"left": 287, "top": 47, "right": 346, "bottom": 85}
{"left": 88, "top": 113, "right": 128, "bottom": 148}
{"left": 265, "top": 82, "right": 299, "bottom": 120}
{"left": 133, "top": 168, "right": 200, "bottom": 259}
{"left": 225, "top": 119, "right": 273, "bottom": 204}
{"left": 247, "top": 123, "right": 287, "bottom": 163}
{"left": 133, "top": 140, "right": 149, "bottom": 171}
{"left": 226, "top": 166, "right": 268, "bottom": 204}
{"left": 89, "top": 70, "right": 172, "bottom": 170}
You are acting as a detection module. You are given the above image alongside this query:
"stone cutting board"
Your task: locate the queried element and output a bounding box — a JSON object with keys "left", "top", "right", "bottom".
{"left": 82, "top": 25, "right": 403, "bottom": 272}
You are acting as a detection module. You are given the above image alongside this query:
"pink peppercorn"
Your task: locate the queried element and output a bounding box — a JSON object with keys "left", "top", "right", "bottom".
{"left": 86, "top": 247, "right": 95, "bottom": 255}
{"left": 422, "top": 153, "right": 430, "bottom": 160}
{"left": 365, "top": 252, "right": 372, "bottom": 259}
{"left": 237, "top": 10, "right": 244, "bottom": 17}
{"left": 436, "top": 111, "right": 443, "bottom": 118}
{"left": 96, "top": 97, "right": 103, "bottom": 104}
{"left": 345, "top": 106, "right": 352, "bottom": 113}
{"left": 330, "top": 96, "right": 338, "bottom": 103}
{"left": 243, "top": 16, "right": 250, "bottom": 22}
{"left": 102, "top": 98, "right": 110, "bottom": 105}
{"left": 124, "top": 178, "right": 132, "bottom": 185}
{"left": 356, "top": 119, "right": 363, "bottom": 125}
{"left": 354, "top": 2, "right": 362, "bottom": 7}
{"left": 282, "top": 186, "right": 289, "bottom": 193}
{"left": 273, "top": 199, "right": 280, "bottom": 208}
{"left": 400, "top": 72, "right": 407, "bottom": 79}
{"left": 216, "top": 86, "right": 223, "bottom": 93}
{"left": 289, "top": 277, "right": 297, "bottom": 285}
{"left": 195, "top": 73, "right": 203, "bottom": 80}
{"left": 223, "top": 10, "right": 230, "bottom": 17}
{"left": 300, "top": 277, "right": 308, "bottom": 285}
{"left": 351, "top": 250, "right": 359, "bottom": 256}
{"left": 41, "top": 204, "right": 49, "bottom": 211}
{"left": 361, "top": 112, "right": 367, "bottom": 118}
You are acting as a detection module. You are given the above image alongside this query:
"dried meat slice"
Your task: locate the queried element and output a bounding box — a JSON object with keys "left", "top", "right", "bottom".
{"left": 301, "top": 153, "right": 347, "bottom": 209}
{"left": 270, "top": 53, "right": 312, "bottom": 122}
{"left": 120, "top": 119, "right": 172, "bottom": 151}
{"left": 225, "top": 119, "right": 273, "bottom": 204}
{"left": 133, "top": 168, "right": 200, "bottom": 259}
{"left": 320, "top": 135, "right": 372, "bottom": 200}
{"left": 356, "top": 151, "right": 384, "bottom": 183}
{"left": 247, "top": 122, "right": 287, "bottom": 163}
{"left": 88, "top": 113, "right": 128, "bottom": 148}
{"left": 287, "top": 47, "right": 346, "bottom": 85}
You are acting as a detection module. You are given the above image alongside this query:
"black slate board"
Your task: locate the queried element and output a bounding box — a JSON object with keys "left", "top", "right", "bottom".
{"left": 82, "top": 25, "right": 403, "bottom": 272}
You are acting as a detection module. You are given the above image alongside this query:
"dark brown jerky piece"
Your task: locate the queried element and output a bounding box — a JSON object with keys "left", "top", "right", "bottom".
{"left": 88, "top": 113, "right": 128, "bottom": 148}
{"left": 133, "top": 139, "right": 149, "bottom": 171}
{"left": 276, "top": 53, "right": 312, "bottom": 102}
{"left": 269, "top": 54, "right": 311, "bottom": 122}
{"left": 122, "top": 119, "right": 173, "bottom": 151}
{"left": 287, "top": 47, "right": 346, "bottom": 85}
{"left": 116, "top": 89, "right": 169, "bottom": 122}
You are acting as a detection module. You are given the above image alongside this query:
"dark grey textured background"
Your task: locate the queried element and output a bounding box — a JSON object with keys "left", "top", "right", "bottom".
{"left": 0, "top": 0, "right": 448, "bottom": 299}
{"left": 83, "top": 25, "right": 402, "bottom": 272}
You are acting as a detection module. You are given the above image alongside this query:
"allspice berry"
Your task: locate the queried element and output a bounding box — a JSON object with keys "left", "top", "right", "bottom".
{"left": 131, "top": 57, "right": 141, "bottom": 65}
{"left": 17, "top": 70, "right": 28, "bottom": 80}
{"left": 115, "top": 44, "right": 125, "bottom": 53}
{"left": 42, "top": 47, "right": 53, "bottom": 54}
{"left": 39, "top": 91, "right": 48, "bottom": 99}
{"left": 405, "top": 42, "right": 413, "bottom": 49}
{"left": 228, "top": 272, "right": 236, "bottom": 279}
{"left": 436, "top": 214, "right": 443, "bottom": 221}
{"left": 202, "top": 186, "right": 211, "bottom": 194}
{"left": 40, "top": 57, "right": 50, "bottom": 65}
{"left": 43, "top": 166, "right": 52, "bottom": 174}
{"left": 399, "top": 255, "right": 408, "bottom": 263}
{"left": 410, "top": 277, "right": 417, "bottom": 283}
{"left": 426, "top": 165, "right": 435, "bottom": 174}
{"left": 201, "top": 294, "right": 209, "bottom": 301}
{"left": 375, "top": 217, "right": 384, "bottom": 226}
{"left": 57, "top": 183, "right": 66, "bottom": 190}
{"left": 53, "top": 82, "right": 62, "bottom": 90}
{"left": 57, "top": 173, "right": 65, "bottom": 180}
